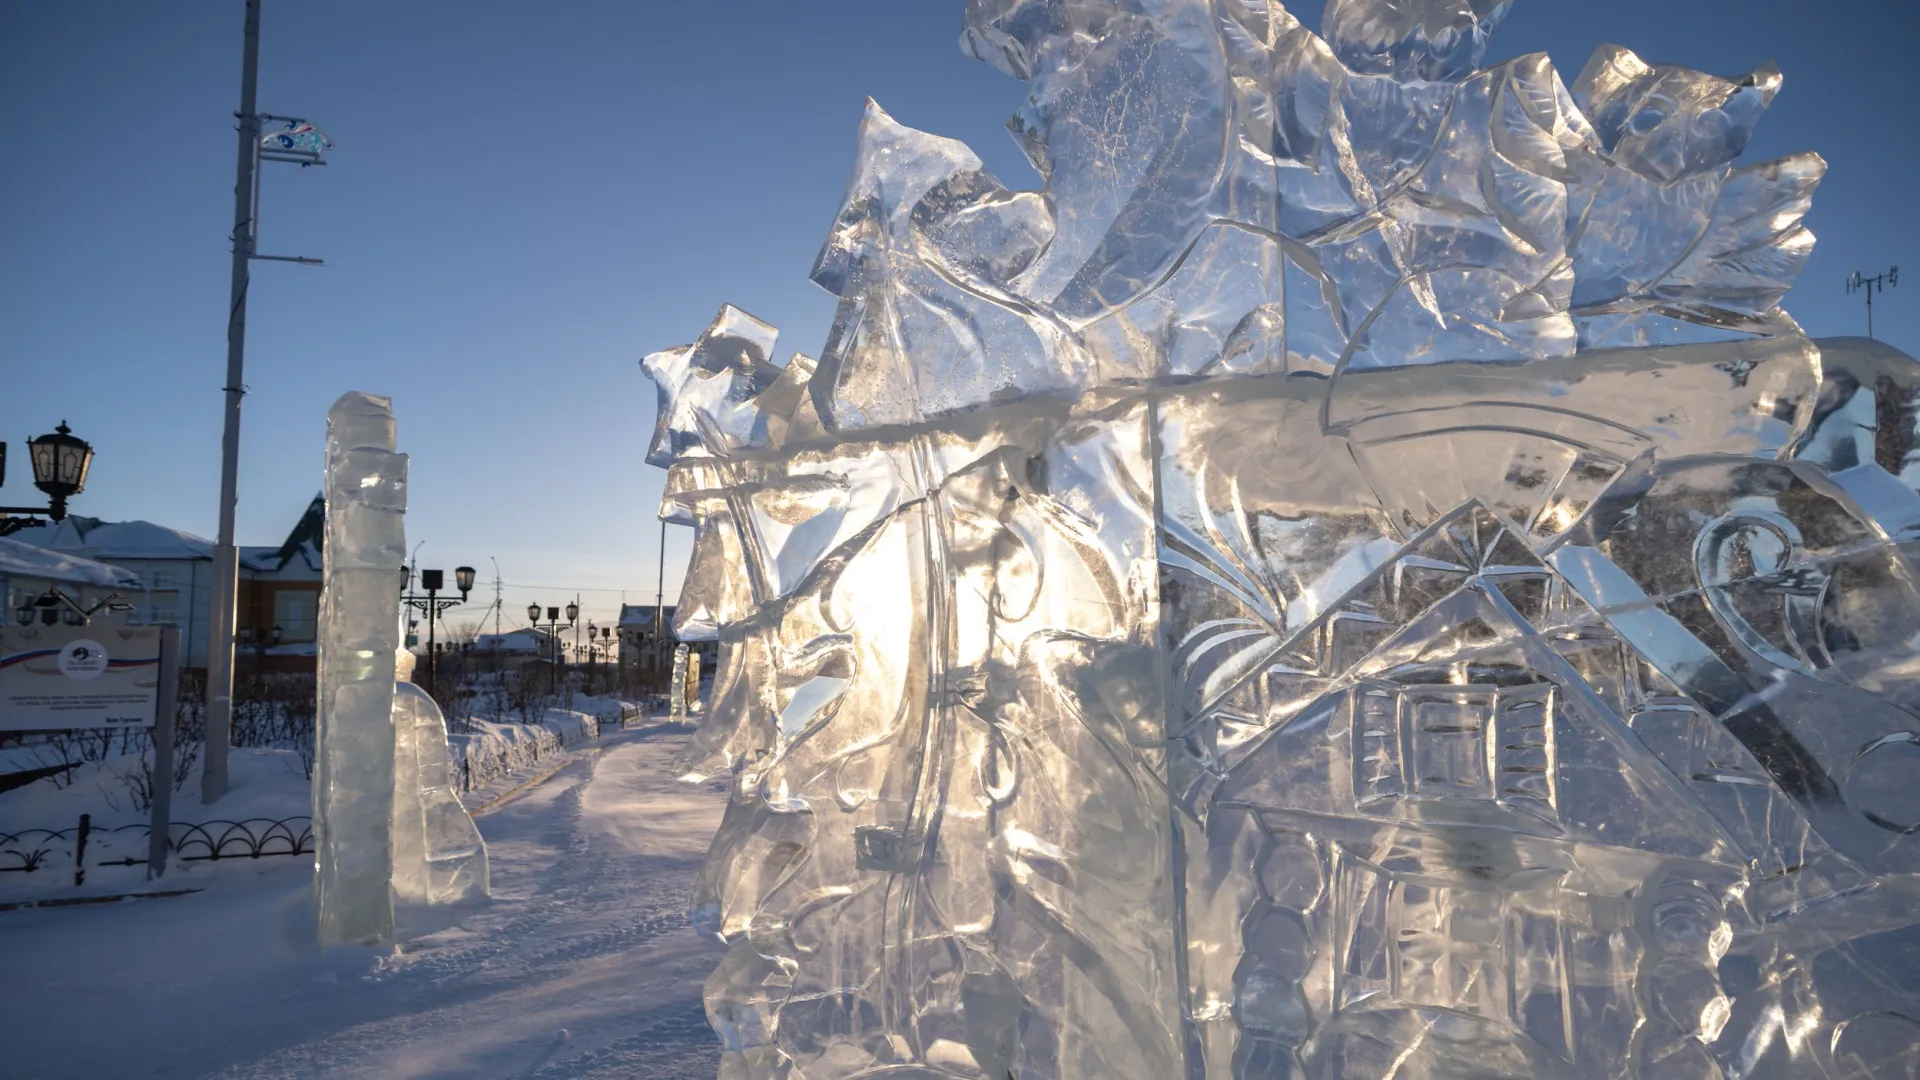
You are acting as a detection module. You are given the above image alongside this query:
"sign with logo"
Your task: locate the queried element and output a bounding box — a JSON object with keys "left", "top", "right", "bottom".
{"left": 0, "top": 625, "right": 163, "bottom": 731}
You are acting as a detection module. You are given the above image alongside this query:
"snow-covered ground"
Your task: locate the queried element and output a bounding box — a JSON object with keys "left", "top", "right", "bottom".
{"left": 2, "top": 731, "right": 728, "bottom": 1079}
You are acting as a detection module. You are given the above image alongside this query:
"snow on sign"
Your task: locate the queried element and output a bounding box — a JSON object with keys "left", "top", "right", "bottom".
{"left": 0, "top": 625, "right": 161, "bottom": 731}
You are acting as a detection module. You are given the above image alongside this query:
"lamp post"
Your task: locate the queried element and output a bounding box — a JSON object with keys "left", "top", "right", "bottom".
{"left": 12, "top": 587, "right": 133, "bottom": 627}
{"left": 404, "top": 566, "right": 473, "bottom": 697}
{"left": 203, "top": 0, "right": 334, "bottom": 805}
{"left": 0, "top": 422, "right": 96, "bottom": 537}
{"left": 526, "top": 602, "right": 577, "bottom": 696}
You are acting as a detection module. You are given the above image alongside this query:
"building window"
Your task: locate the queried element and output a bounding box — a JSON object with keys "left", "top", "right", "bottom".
{"left": 273, "top": 591, "right": 317, "bottom": 641}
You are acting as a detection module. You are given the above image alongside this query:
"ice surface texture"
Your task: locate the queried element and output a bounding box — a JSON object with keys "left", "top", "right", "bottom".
{"left": 317, "top": 392, "right": 408, "bottom": 947}
{"left": 317, "top": 392, "right": 487, "bottom": 948}
{"left": 647, "top": 4, "right": 1920, "bottom": 1078}
{"left": 393, "top": 678, "right": 490, "bottom": 908}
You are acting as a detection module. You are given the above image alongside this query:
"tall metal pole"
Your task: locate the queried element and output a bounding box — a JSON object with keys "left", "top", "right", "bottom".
{"left": 204, "top": 0, "right": 263, "bottom": 804}
{"left": 654, "top": 520, "right": 666, "bottom": 682}
{"left": 425, "top": 586, "right": 439, "bottom": 696}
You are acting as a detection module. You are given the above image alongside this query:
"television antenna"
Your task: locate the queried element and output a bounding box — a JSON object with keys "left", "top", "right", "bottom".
{"left": 1846, "top": 266, "right": 1898, "bottom": 339}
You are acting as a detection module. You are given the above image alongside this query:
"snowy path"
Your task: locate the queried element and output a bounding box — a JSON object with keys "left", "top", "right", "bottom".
{"left": 2, "top": 733, "right": 728, "bottom": 1079}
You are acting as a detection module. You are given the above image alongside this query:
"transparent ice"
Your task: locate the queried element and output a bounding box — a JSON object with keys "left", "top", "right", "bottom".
{"left": 316, "top": 392, "right": 487, "bottom": 948}
{"left": 648, "top": 4, "right": 1920, "bottom": 1077}
{"left": 392, "top": 655, "right": 490, "bottom": 908}
{"left": 671, "top": 643, "right": 691, "bottom": 722}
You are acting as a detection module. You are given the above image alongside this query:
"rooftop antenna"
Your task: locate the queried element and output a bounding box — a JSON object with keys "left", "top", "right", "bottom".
{"left": 1846, "top": 266, "right": 1898, "bottom": 339}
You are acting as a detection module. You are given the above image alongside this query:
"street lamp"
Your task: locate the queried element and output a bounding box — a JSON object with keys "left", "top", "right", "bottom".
{"left": 528, "top": 602, "right": 575, "bottom": 695}
{"left": 404, "top": 566, "right": 472, "bottom": 697}
{"left": 0, "top": 421, "right": 96, "bottom": 537}
{"left": 11, "top": 587, "right": 132, "bottom": 627}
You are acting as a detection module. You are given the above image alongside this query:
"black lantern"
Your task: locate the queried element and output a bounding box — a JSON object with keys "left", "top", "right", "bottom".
{"left": 455, "top": 566, "right": 476, "bottom": 597}
{"left": 270, "top": 624, "right": 285, "bottom": 646}
{"left": 565, "top": 601, "right": 579, "bottom": 624}
{"left": 527, "top": 603, "right": 541, "bottom": 623}
{"left": 27, "top": 422, "right": 93, "bottom": 508}
{"left": 0, "top": 421, "right": 96, "bottom": 536}
{"left": 420, "top": 568, "right": 444, "bottom": 592}
{"left": 547, "top": 606, "right": 560, "bottom": 622}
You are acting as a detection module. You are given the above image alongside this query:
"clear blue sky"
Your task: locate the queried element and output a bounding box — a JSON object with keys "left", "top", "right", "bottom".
{"left": 2, "top": 1, "right": 1915, "bottom": 633}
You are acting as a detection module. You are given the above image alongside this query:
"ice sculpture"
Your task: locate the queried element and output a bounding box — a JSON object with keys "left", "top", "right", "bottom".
{"left": 671, "top": 643, "right": 690, "bottom": 721}
{"left": 317, "top": 392, "right": 487, "bottom": 948}
{"left": 649, "top": 5, "right": 1920, "bottom": 1078}
{"left": 687, "top": 648, "right": 703, "bottom": 715}
{"left": 316, "top": 391, "right": 408, "bottom": 947}
{"left": 392, "top": 649, "right": 490, "bottom": 907}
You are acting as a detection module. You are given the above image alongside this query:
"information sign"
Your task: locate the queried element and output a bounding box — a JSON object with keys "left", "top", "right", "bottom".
{"left": 0, "top": 624, "right": 162, "bottom": 731}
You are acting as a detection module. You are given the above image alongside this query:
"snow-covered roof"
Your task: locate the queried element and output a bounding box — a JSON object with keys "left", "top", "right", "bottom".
{"left": 472, "top": 629, "right": 554, "bottom": 654}
{"left": 244, "top": 495, "right": 324, "bottom": 573}
{"left": 0, "top": 537, "right": 142, "bottom": 589}
{"left": 618, "top": 603, "right": 675, "bottom": 628}
{"left": 35, "top": 518, "right": 214, "bottom": 560}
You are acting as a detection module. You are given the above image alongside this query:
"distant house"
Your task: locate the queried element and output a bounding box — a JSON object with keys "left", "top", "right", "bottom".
{"left": 25, "top": 495, "right": 327, "bottom": 673}
{"left": 470, "top": 628, "right": 559, "bottom": 672}
{"left": 0, "top": 537, "right": 142, "bottom": 624}
{"left": 237, "top": 495, "right": 324, "bottom": 674}
{"left": 28, "top": 517, "right": 216, "bottom": 666}
{"left": 617, "top": 603, "right": 712, "bottom": 674}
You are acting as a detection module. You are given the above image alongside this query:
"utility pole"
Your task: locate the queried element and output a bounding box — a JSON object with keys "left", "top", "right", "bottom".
{"left": 203, "top": 0, "right": 263, "bottom": 804}
{"left": 490, "top": 557, "right": 503, "bottom": 677}
{"left": 1848, "top": 267, "right": 1899, "bottom": 339}
{"left": 654, "top": 520, "right": 667, "bottom": 684}
{"left": 203, "top": 0, "right": 330, "bottom": 804}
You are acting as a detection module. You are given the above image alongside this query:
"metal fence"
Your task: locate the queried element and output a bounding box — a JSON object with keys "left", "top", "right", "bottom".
{"left": 0, "top": 813, "right": 314, "bottom": 886}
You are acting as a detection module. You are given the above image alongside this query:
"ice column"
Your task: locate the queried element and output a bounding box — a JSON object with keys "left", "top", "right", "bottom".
{"left": 683, "top": 649, "right": 701, "bottom": 716}
{"left": 670, "top": 643, "right": 689, "bottom": 721}
{"left": 315, "top": 391, "right": 406, "bottom": 947}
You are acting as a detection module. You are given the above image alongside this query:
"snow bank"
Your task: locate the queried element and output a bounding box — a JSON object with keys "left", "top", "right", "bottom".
{"left": 0, "top": 746, "right": 310, "bottom": 832}
{"left": 0, "top": 747, "right": 315, "bottom": 900}
{"left": 449, "top": 711, "right": 599, "bottom": 793}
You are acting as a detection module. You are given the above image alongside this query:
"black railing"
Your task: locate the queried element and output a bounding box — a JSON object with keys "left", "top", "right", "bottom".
{"left": 0, "top": 815, "right": 315, "bottom": 879}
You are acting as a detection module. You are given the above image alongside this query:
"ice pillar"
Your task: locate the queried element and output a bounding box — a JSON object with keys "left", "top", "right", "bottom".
{"left": 683, "top": 648, "right": 701, "bottom": 716}
{"left": 670, "top": 643, "right": 689, "bottom": 721}
{"left": 315, "top": 391, "right": 406, "bottom": 947}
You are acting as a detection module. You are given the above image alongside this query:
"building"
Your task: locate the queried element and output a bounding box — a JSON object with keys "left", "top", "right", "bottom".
{"left": 237, "top": 496, "right": 323, "bottom": 674}
{"left": 469, "top": 628, "right": 559, "bottom": 672}
{"left": 26, "top": 495, "right": 326, "bottom": 673}
{"left": 617, "top": 603, "right": 714, "bottom": 677}
{"left": 0, "top": 536, "right": 142, "bottom": 624}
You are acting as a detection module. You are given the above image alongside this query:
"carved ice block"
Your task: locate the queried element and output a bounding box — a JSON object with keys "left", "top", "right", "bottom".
{"left": 317, "top": 393, "right": 490, "bottom": 947}
{"left": 316, "top": 392, "right": 406, "bottom": 947}
{"left": 391, "top": 655, "right": 489, "bottom": 907}
{"left": 646, "top": 3, "right": 1920, "bottom": 1077}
